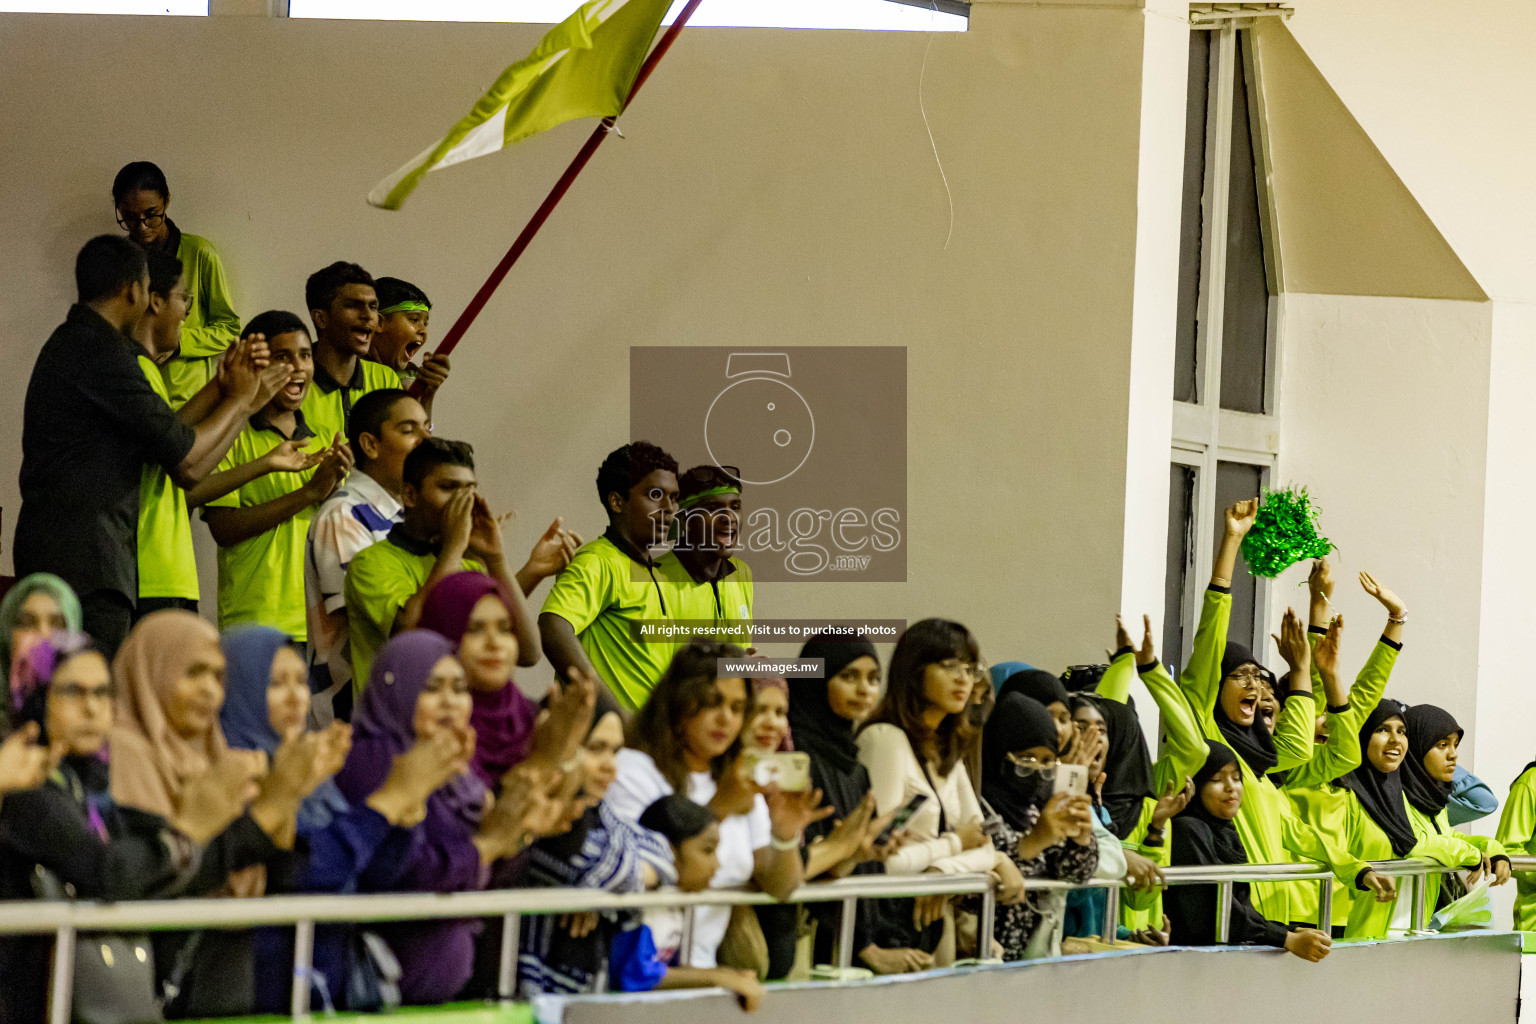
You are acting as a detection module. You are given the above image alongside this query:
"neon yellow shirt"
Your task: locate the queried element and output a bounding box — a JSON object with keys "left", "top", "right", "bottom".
{"left": 135, "top": 355, "right": 199, "bottom": 601}
{"left": 1495, "top": 766, "right": 1536, "bottom": 931}
{"left": 205, "top": 413, "right": 323, "bottom": 638}
{"left": 541, "top": 533, "right": 678, "bottom": 712}
{"left": 655, "top": 553, "right": 754, "bottom": 648}
{"left": 300, "top": 358, "right": 401, "bottom": 448}
{"left": 164, "top": 230, "right": 241, "bottom": 408}
{"left": 343, "top": 528, "right": 485, "bottom": 696}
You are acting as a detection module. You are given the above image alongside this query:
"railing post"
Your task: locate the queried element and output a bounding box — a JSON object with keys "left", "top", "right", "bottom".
{"left": 836, "top": 897, "right": 858, "bottom": 970}
{"left": 48, "top": 926, "right": 74, "bottom": 1024}
{"left": 679, "top": 907, "right": 696, "bottom": 967}
{"left": 290, "top": 919, "right": 314, "bottom": 1021}
{"left": 1411, "top": 872, "right": 1427, "bottom": 932}
{"left": 1214, "top": 881, "right": 1233, "bottom": 943}
{"left": 497, "top": 912, "right": 521, "bottom": 1002}
{"left": 1102, "top": 883, "right": 1120, "bottom": 942}
{"left": 979, "top": 887, "right": 996, "bottom": 958}
{"left": 1316, "top": 878, "right": 1332, "bottom": 935}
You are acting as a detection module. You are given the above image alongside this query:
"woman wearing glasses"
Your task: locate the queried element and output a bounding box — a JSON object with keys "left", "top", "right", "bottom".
{"left": 113, "top": 161, "right": 241, "bottom": 408}
{"left": 857, "top": 618, "right": 1027, "bottom": 964}
{"left": 979, "top": 693, "right": 1098, "bottom": 959}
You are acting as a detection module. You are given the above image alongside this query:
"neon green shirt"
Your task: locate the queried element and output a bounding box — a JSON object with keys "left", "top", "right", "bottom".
{"left": 300, "top": 358, "right": 401, "bottom": 448}
{"left": 1282, "top": 634, "right": 1400, "bottom": 929}
{"left": 164, "top": 230, "right": 241, "bottom": 408}
{"left": 540, "top": 532, "right": 678, "bottom": 712}
{"left": 1495, "top": 766, "right": 1536, "bottom": 931}
{"left": 1097, "top": 652, "right": 1207, "bottom": 933}
{"left": 205, "top": 412, "right": 323, "bottom": 639}
{"left": 343, "top": 527, "right": 485, "bottom": 696}
{"left": 135, "top": 355, "right": 199, "bottom": 601}
{"left": 1405, "top": 800, "right": 1505, "bottom": 913}
{"left": 655, "top": 553, "right": 754, "bottom": 648}
{"left": 1178, "top": 587, "right": 1366, "bottom": 926}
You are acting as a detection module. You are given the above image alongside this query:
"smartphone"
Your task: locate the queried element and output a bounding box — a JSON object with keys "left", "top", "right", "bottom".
{"left": 874, "top": 792, "right": 929, "bottom": 846}
{"left": 1053, "top": 763, "right": 1089, "bottom": 799}
{"left": 744, "top": 751, "right": 811, "bottom": 791}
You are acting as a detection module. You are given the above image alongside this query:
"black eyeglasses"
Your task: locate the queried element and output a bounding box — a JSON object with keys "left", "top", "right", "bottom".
{"left": 116, "top": 209, "right": 166, "bottom": 231}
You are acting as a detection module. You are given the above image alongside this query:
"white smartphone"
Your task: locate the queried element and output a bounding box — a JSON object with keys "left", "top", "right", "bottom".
{"left": 1053, "top": 763, "right": 1089, "bottom": 798}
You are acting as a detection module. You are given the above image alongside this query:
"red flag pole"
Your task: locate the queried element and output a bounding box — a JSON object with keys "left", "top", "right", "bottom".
{"left": 414, "top": 0, "right": 706, "bottom": 381}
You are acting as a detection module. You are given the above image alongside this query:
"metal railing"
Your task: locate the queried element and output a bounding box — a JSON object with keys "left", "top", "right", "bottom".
{"left": 2, "top": 855, "right": 1515, "bottom": 1023}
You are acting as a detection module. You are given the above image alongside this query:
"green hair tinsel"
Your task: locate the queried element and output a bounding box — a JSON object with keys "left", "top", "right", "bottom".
{"left": 1241, "top": 486, "right": 1333, "bottom": 578}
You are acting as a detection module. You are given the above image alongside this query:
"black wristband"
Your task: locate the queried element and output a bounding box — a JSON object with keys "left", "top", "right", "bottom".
{"left": 1308, "top": 625, "right": 1328, "bottom": 636}
{"left": 1136, "top": 659, "right": 1162, "bottom": 676}
{"left": 1381, "top": 636, "right": 1403, "bottom": 651}
{"left": 1326, "top": 702, "right": 1350, "bottom": 715}
{"left": 1354, "top": 866, "right": 1374, "bottom": 891}
{"left": 1113, "top": 645, "right": 1134, "bottom": 661}
{"left": 1208, "top": 583, "right": 1231, "bottom": 595}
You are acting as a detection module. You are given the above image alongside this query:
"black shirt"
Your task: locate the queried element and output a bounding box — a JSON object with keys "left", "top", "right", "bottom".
{"left": 14, "top": 304, "right": 196, "bottom": 601}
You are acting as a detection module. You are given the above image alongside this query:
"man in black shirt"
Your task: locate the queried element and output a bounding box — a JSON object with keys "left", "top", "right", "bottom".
{"left": 14, "top": 236, "right": 270, "bottom": 654}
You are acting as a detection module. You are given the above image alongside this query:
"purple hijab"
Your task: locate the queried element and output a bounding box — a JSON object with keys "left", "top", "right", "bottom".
{"left": 418, "top": 571, "right": 539, "bottom": 788}
{"left": 334, "top": 630, "right": 487, "bottom": 828}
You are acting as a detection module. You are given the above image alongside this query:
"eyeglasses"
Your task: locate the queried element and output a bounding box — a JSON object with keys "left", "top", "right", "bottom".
{"left": 937, "top": 658, "right": 981, "bottom": 680}
{"left": 116, "top": 209, "right": 165, "bottom": 231}
{"left": 1006, "top": 753, "right": 1057, "bottom": 779}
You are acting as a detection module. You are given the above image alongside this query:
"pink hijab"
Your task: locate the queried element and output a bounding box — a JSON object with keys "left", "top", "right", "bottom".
{"left": 418, "top": 572, "right": 539, "bottom": 788}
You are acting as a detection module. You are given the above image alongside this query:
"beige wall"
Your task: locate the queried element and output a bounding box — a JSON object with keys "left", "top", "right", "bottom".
{"left": 0, "top": 5, "right": 1170, "bottom": 679}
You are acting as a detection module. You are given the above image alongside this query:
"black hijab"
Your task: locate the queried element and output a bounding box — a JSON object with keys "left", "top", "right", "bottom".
{"left": 980, "top": 694, "right": 1060, "bottom": 832}
{"left": 1174, "top": 741, "right": 1248, "bottom": 866}
{"left": 1213, "top": 643, "right": 1279, "bottom": 775}
{"left": 1098, "top": 696, "right": 1155, "bottom": 839}
{"left": 1333, "top": 699, "right": 1416, "bottom": 858}
{"left": 998, "top": 669, "right": 1069, "bottom": 711}
{"left": 1401, "top": 704, "right": 1463, "bottom": 817}
{"left": 792, "top": 633, "right": 878, "bottom": 828}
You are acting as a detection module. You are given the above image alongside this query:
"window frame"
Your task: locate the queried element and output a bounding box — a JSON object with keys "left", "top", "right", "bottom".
{"left": 1168, "top": 19, "right": 1282, "bottom": 669}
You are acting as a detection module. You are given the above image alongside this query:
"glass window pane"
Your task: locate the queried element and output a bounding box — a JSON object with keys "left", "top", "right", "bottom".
{"left": 1213, "top": 461, "right": 1263, "bottom": 647}
{"left": 289, "top": 0, "right": 968, "bottom": 30}
{"left": 1220, "top": 33, "right": 1270, "bottom": 414}
{"left": 0, "top": 0, "right": 202, "bottom": 10}
{"left": 1174, "top": 30, "right": 1210, "bottom": 405}
{"left": 1165, "top": 463, "right": 1196, "bottom": 671}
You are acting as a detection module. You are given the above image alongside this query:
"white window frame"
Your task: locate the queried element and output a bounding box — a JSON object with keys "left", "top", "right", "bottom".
{"left": 1169, "top": 19, "right": 1282, "bottom": 668}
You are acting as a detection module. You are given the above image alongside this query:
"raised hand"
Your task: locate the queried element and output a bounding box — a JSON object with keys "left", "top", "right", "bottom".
{"left": 1313, "top": 614, "right": 1343, "bottom": 681}
{"left": 263, "top": 438, "right": 325, "bottom": 475}
{"left": 1270, "top": 607, "right": 1310, "bottom": 675}
{"left": 1063, "top": 726, "right": 1105, "bottom": 770}
{"left": 1224, "top": 498, "right": 1260, "bottom": 539}
{"left": 175, "top": 752, "right": 263, "bottom": 843}
{"left": 0, "top": 724, "right": 48, "bottom": 795}
{"left": 440, "top": 488, "right": 476, "bottom": 559}
{"left": 1135, "top": 613, "right": 1157, "bottom": 668}
{"left": 764, "top": 785, "right": 834, "bottom": 843}
{"left": 1151, "top": 777, "right": 1193, "bottom": 829}
{"left": 261, "top": 727, "right": 325, "bottom": 802}
{"left": 301, "top": 437, "right": 353, "bottom": 504}
{"left": 525, "top": 667, "right": 596, "bottom": 773}
{"left": 417, "top": 352, "right": 451, "bottom": 394}
{"left": 1114, "top": 615, "right": 1134, "bottom": 653}
{"left": 310, "top": 722, "right": 352, "bottom": 791}
{"left": 1308, "top": 558, "right": 1335, "bottom": 607}
{"left": 1359, "top": 572, "right": 1406, "bottom": 619}
{"left": 523, "top": 517, "right": 581, "bottom": 580}
{"left": 467, "top": 494, "right": 506, "bottom": 562}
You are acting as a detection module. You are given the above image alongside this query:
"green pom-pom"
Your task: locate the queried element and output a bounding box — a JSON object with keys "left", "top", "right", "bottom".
{"left": 1241, "top": 486, "right": 1333, "bottom": 579}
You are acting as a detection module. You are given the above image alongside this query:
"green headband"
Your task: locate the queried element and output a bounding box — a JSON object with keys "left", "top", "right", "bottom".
{"left": 379, "top": 300, "right": 431, "bottom": 316}
{"left": 678, "top": 484, "right": 741, "bottom": 510}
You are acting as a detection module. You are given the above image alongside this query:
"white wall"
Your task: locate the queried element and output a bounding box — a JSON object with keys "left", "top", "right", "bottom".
{"left": 0, "top": 4, "right": 1179, "bottom": 682}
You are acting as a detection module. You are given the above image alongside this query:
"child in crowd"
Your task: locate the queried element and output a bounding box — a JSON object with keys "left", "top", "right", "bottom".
{"left": 300, "top": 262, "right": 411, "bottom": 448}
{"left": 609, "top": 794, "right": 766, "bottom": 1011}
{"left": 112, "top": 160, "right": 241, "bottom": 407}
{"left": 202, "top": 313, "right": 353, "bottom": 641}
{"left": 304, "top": 388, "right": 430, "bottom": 722}
{"left": 342, "top": 439, "right": 548, "bottom": 694}
{"left": 1166, "top": 741, "right": 1334, "bottom": 962}
{"left": 369, "top": 277, "right": 450, "bottom": 419}
{"left": 541, "top": 442, "right": 684, "bottom": 712}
